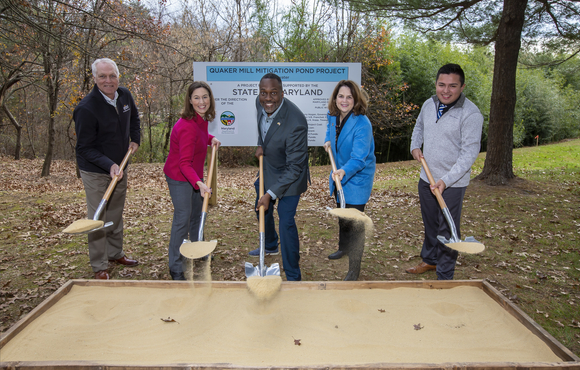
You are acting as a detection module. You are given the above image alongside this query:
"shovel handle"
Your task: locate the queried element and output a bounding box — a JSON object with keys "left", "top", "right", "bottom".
{"left": 201, "top": 145, "right": 218, "bottom": 213}
{"left": 102, "top": 148, "right": 133, "bottom": 202}
{"left": 327, "top": 147, "right": 344, "bottom": 193}
{"left": 420, "top": 157, "right": 448, "bottom": 210}
{"left": 259, "top": 155, "right": 265, "bottom": 233}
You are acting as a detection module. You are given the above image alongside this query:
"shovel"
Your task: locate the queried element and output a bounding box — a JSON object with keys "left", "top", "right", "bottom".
{"left": 63, "top": 148, "right": 132, "bottom": 234}
{"left": 327, "top": 147, "right": 345, "bottom": 208}
{"left": 244, "top": 155, "right": 280, "bottom": 278}
{"left": 420, "top": 157, "right": 485, "bottom": 254}
{"left": 180, "top": 145, "right": 219, "bottom": 259}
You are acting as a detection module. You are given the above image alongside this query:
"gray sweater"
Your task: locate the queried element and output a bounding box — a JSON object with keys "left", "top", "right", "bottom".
{"left": 410, "top": 93, "right": 483, "bottom": 188}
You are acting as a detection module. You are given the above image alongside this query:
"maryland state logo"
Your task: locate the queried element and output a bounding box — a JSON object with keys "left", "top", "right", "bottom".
{"left": 220, "top": 111, "right": 235, "bottom": 126}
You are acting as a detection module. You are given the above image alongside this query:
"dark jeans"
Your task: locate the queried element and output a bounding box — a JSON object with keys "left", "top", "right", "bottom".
{"left": 418, "top": 179, "right": 465, "bottom": 280}
{"left": 254, "top": 179, "right": 302, "bottom": 281}
{"left": 166, "top": 175, "right": 203, "bottom": 274}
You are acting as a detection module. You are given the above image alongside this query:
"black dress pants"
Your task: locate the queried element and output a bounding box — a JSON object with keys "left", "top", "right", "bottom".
{"left": 418, "top": 179, "right": 466, "bottom": 280}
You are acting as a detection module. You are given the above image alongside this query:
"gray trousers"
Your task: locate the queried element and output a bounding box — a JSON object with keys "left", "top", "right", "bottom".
{"left": 166, "top": 175, "right": 203, "bottom": 274}
{"left": 80, "top": 170, "right": 128, "bottom": 272}
{"left": 418, "top": 179, "right": 465, "bottom": 280}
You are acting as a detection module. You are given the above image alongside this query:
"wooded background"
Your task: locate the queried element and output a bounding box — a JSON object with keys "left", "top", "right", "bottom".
{"left": 1, "top": 0, "right": 579, "bottom": 184}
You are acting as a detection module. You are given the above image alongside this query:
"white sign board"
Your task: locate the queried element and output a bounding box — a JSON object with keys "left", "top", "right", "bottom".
{"left": 193, "top": 62, "right": 361, "bottom": 146}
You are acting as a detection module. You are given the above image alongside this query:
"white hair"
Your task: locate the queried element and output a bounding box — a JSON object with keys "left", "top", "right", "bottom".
{"left": 91, "top": 58, "right": 119, "bottom": 78}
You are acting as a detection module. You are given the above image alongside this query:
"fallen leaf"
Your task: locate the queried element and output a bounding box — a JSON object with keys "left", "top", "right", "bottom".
{"left": 161, "top": 317, "right": 178, "bottom": 323}
{"left": 414, "top": 323, "right": 423, "bottom": 330}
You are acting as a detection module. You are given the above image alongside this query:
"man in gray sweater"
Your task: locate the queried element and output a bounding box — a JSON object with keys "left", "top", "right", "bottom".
{"left": 406, "top": 64, "right": 483, "bottom": 280}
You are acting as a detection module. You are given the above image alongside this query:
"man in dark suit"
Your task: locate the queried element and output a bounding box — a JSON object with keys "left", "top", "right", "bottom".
{"left": 74, "top": 58, "right": 140, "bottom": 280}
{"left": 248, "top": 73, "right": 309, "bottom": 281}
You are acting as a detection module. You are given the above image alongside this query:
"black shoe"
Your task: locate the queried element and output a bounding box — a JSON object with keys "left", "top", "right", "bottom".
{"left": 344, "top": 270, "right": 359, "bottom": 281}
{"left": 170, "top": 271, "right": 186, "bottom": 280}
{"left": 328, "top": 250, "right": 346, "bottom": 260}
{"left": 248, "top": 247, "right": 279, "bottom": 256}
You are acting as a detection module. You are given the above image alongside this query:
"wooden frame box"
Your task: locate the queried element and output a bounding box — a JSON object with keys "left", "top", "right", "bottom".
{"left": 1, "top": 279, "right": 579, "bottom": 369}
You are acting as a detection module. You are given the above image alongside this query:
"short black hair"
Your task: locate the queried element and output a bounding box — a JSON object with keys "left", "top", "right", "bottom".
{"left": 260, "top": 73, "right": 282, "bottom": 87}
{"left": 436, "top": 64, "right": 465, "bottom": 85}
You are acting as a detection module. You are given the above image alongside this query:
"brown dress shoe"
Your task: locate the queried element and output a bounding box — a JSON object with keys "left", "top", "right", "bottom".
{"left": 109, "top": 256, "right": 139, "bottom": 266}
{"left": 406, "top": 262, "right": 436, "bottom": 274}
{"left": 94, "top": 270, "right": 110, "bottom": 279}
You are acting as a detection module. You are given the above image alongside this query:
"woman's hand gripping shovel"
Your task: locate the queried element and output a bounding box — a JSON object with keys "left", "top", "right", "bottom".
{"left": 245, "top": 155, "right": 281, "bottom": 299}
{"left": 180, "top": 145, "right": 218, "bottom": 259}
{"left": 63, "top": 148, "right": 133, "bottom": 234}
{"left": 420, "top": 157, "right": 485, "bottom": 254}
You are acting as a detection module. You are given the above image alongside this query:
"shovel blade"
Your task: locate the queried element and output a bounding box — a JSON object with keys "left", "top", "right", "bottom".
{"left": 245, "top": 262, "right": 260, "bottom": 277}
{"left": 180, "top": 240, "right": 218, "bottom": 259}
{"left": 244, "top": 262, "right": 280, "bottom": 278}
{"left": 437, "top": 235, "right": 485, "bottom": 254}
{"left": 63, "top": 220, "right": 113, "bottom": 235}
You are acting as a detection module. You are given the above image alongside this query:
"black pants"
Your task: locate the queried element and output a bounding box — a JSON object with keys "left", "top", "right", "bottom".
{"left": 334, "top": 196, "right": 365, "bottom": 253}
{"left": 418, "top": 179, "right": 466, "bottom": 280}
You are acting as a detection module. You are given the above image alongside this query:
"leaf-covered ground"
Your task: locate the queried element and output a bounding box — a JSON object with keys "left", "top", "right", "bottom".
{"left": 0, "top": 142, "right": 579, "bottom": 356}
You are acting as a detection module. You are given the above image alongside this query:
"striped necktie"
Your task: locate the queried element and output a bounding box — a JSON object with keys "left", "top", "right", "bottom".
{"left": 437, "top": 103, "right": 447, "bottom": 120}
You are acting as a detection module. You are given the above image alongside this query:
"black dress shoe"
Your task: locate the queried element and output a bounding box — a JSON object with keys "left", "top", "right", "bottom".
{"left": 328, "top": 250, "right": 346, "bottom": 260}
{"left": 344, "top": 270, "right": 359, "bottom": 281}
{"left": 170, "top": 271, "right": 186, "bottom": 280}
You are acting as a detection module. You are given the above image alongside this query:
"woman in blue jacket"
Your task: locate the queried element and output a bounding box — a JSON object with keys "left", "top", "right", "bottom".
{"left": 323, "top": 80, "right": 376, "bottom": 261}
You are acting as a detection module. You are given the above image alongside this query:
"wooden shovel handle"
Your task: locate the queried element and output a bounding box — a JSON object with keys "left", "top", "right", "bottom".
{"left": 259, "top": 155, "right": 265, "bottom": 233}
{"left": 102, "top": 148, "right": 133, "bottom": 202}
{"left": 327, "top": 147, "right": 344, "bottom": 192}
{"left": 419, "top": 157, "right": 448, "bottom": 210}
{"left": 202, "top": 145, "right": 218, "bottom": 213}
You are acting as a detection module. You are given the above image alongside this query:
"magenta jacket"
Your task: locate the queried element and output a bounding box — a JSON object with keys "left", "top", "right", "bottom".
{"left": 163, "top": 113, "right": 214, "bottom": 189}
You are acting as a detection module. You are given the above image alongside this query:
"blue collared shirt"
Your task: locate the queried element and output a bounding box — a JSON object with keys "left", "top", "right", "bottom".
{"left": 259, "top": 99, "right": 284, "bottom": 141}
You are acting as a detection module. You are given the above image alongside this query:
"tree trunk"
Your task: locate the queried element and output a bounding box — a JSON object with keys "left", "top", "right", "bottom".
{"left": 2, "top": 105, "right": 23, "bottom": 160}
{"left": 475, "top": 0, "right": 527, "bottom": 185}
{"left": 41, "top": 60, "right": 59, "bottom": 177}
{"left": 41, "top": 106, "right": 56, "bottom": 177}
{"left": 164, "top": 78, "right": 175, "bottom": 159}
{"left": 148, "top": 102, "right": 153, "bottom": 163}
{"left": 0, "top": 77, "right": 23, "bottom": 160}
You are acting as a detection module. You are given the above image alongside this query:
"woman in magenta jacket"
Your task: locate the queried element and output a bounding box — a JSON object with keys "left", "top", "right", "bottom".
{"left": 163, "top": 81, "right": 220, "bottom": 280}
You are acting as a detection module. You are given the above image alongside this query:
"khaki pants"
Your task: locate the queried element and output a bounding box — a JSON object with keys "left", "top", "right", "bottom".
{"left": 80, "top": 170, "right": 128, "bottom": 272}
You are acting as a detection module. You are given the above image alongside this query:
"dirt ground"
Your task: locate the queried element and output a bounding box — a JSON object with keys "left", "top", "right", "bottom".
{"left": 0, "top": 155, "right": 579, "bottom": 356}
